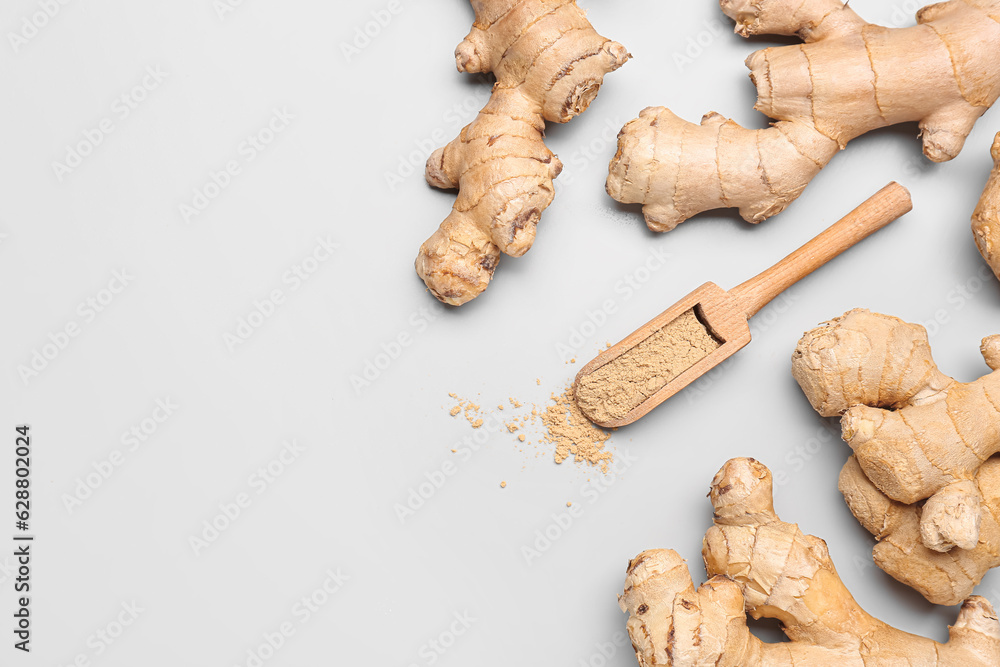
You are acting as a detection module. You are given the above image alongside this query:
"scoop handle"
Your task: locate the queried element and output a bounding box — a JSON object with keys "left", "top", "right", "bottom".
{"left": 730, "top": 182, "right": 912, "bottom": 319}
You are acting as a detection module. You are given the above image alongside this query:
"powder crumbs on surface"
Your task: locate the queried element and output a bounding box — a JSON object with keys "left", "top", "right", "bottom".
{"left": 575, "top": 309, "right": 720, "bottom": 424}
{"left": 445, "top": 384, "right": 614, "bottom": 472}
{"left": 450, "top": 398, "right": 490, "bottom": 429}
{"left": 540, "top": 385, "right": 613, "bottom": 473}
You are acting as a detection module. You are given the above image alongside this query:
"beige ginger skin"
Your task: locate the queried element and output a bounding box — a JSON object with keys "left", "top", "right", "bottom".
{"left": 607, "top": 0, "right": 1000, "bottom": 231}
{"left": 973, "top": 132, "right": 1000, "bottom": 281}
{"left": 415, "top": 0, "right": 629, "bottom": 306}
{"left": 793, "top": 309, "right": 1000, "bottom": 605}
{"left": 619, "top": 458, "right": 1000, "bottom": 666}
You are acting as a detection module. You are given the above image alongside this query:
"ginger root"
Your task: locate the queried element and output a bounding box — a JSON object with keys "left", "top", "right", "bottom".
{"left": 793, "top": 308, "right": 1000, "bottom": 604}
{"left": 973, "top": 132, "right": 1000, "bottom": 281}
{"left": 607, "top": 0, "right": 1000, "bottom": 231}
{"left": 415, "top": 0, "right": 629, "bottom": 305}
{"left": 620, "top": 458, "right": 1000, "bottom": 665}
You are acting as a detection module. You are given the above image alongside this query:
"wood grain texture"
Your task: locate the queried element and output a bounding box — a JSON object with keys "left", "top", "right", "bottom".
{"left": 731, "top": 182, "right": 913, "bottom": 318}
{"left": 574, "top": 183, "right": 912, "bottom": 428}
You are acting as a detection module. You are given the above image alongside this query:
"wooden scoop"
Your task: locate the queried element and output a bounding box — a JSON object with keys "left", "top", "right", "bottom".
{"left": 574, "top": 182, "right": 912, "bottom": 428}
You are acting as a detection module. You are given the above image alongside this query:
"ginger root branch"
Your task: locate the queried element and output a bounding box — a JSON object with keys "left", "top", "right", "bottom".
{"left": 973, "top": 132, "right": 1000, "bottom": 282}
{"left": 794, "top": 309, "right": 1000, "bottom": 604}
{"left": 608, "top": 0, "right": 1000, "bottom": 231}
{"left": 620, "top": 458, "right": 1000, "bottom": 665}
{"left": 416, "top": 0, "right": 629, "bottom": 305}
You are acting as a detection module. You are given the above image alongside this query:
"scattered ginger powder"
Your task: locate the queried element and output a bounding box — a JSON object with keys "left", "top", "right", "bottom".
{"left": 575, "top": 309, "right": 721, "bottom": 424}
{"left": 447, "top": 385, "right": 614, "bottom": 471}
{"left": 540, "top": 385, "right": 612, "bottom": 472}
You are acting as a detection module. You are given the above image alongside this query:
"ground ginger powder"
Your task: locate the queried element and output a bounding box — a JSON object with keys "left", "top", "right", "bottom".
{"left": 447, "top": 385, "right": 613, "bottom": 471}
{"left": 540, "top": 385, "right": 612, "bottom": 472}
{"left": 575, "top": 309, "right": 720, "bottom": 423}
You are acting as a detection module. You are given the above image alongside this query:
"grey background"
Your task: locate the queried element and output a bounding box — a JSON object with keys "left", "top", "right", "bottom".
{"left": 1, "top": 0, "right": 999, "bottom": 664}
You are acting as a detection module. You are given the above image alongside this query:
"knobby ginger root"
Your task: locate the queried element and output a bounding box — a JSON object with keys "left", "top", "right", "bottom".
{"left": 619, "top": 458, "right": 1000, "bottom": 666}
{"left": 839, "top": 455, "right": 1000, "bottom": 606}
{"left": 607, "top": 0, "right": 1000, "bottom": 231}
{"left": 793, "top": 308, "right": 1000, "bottom": 604}
{"left": 415, "top": 0, "right": 629, "bottom": 305}
{"left": 973, "top": 132, "right": 1000, "bottom": 281}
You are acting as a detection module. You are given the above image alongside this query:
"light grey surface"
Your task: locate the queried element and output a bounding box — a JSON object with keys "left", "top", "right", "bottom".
{"left": 1, "top": 0, "right": 999, "bottom": 664}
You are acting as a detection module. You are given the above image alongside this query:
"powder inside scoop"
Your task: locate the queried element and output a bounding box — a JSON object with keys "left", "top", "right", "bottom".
{"left": 575, "top": 309, "right": 721, "bottom": 423}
